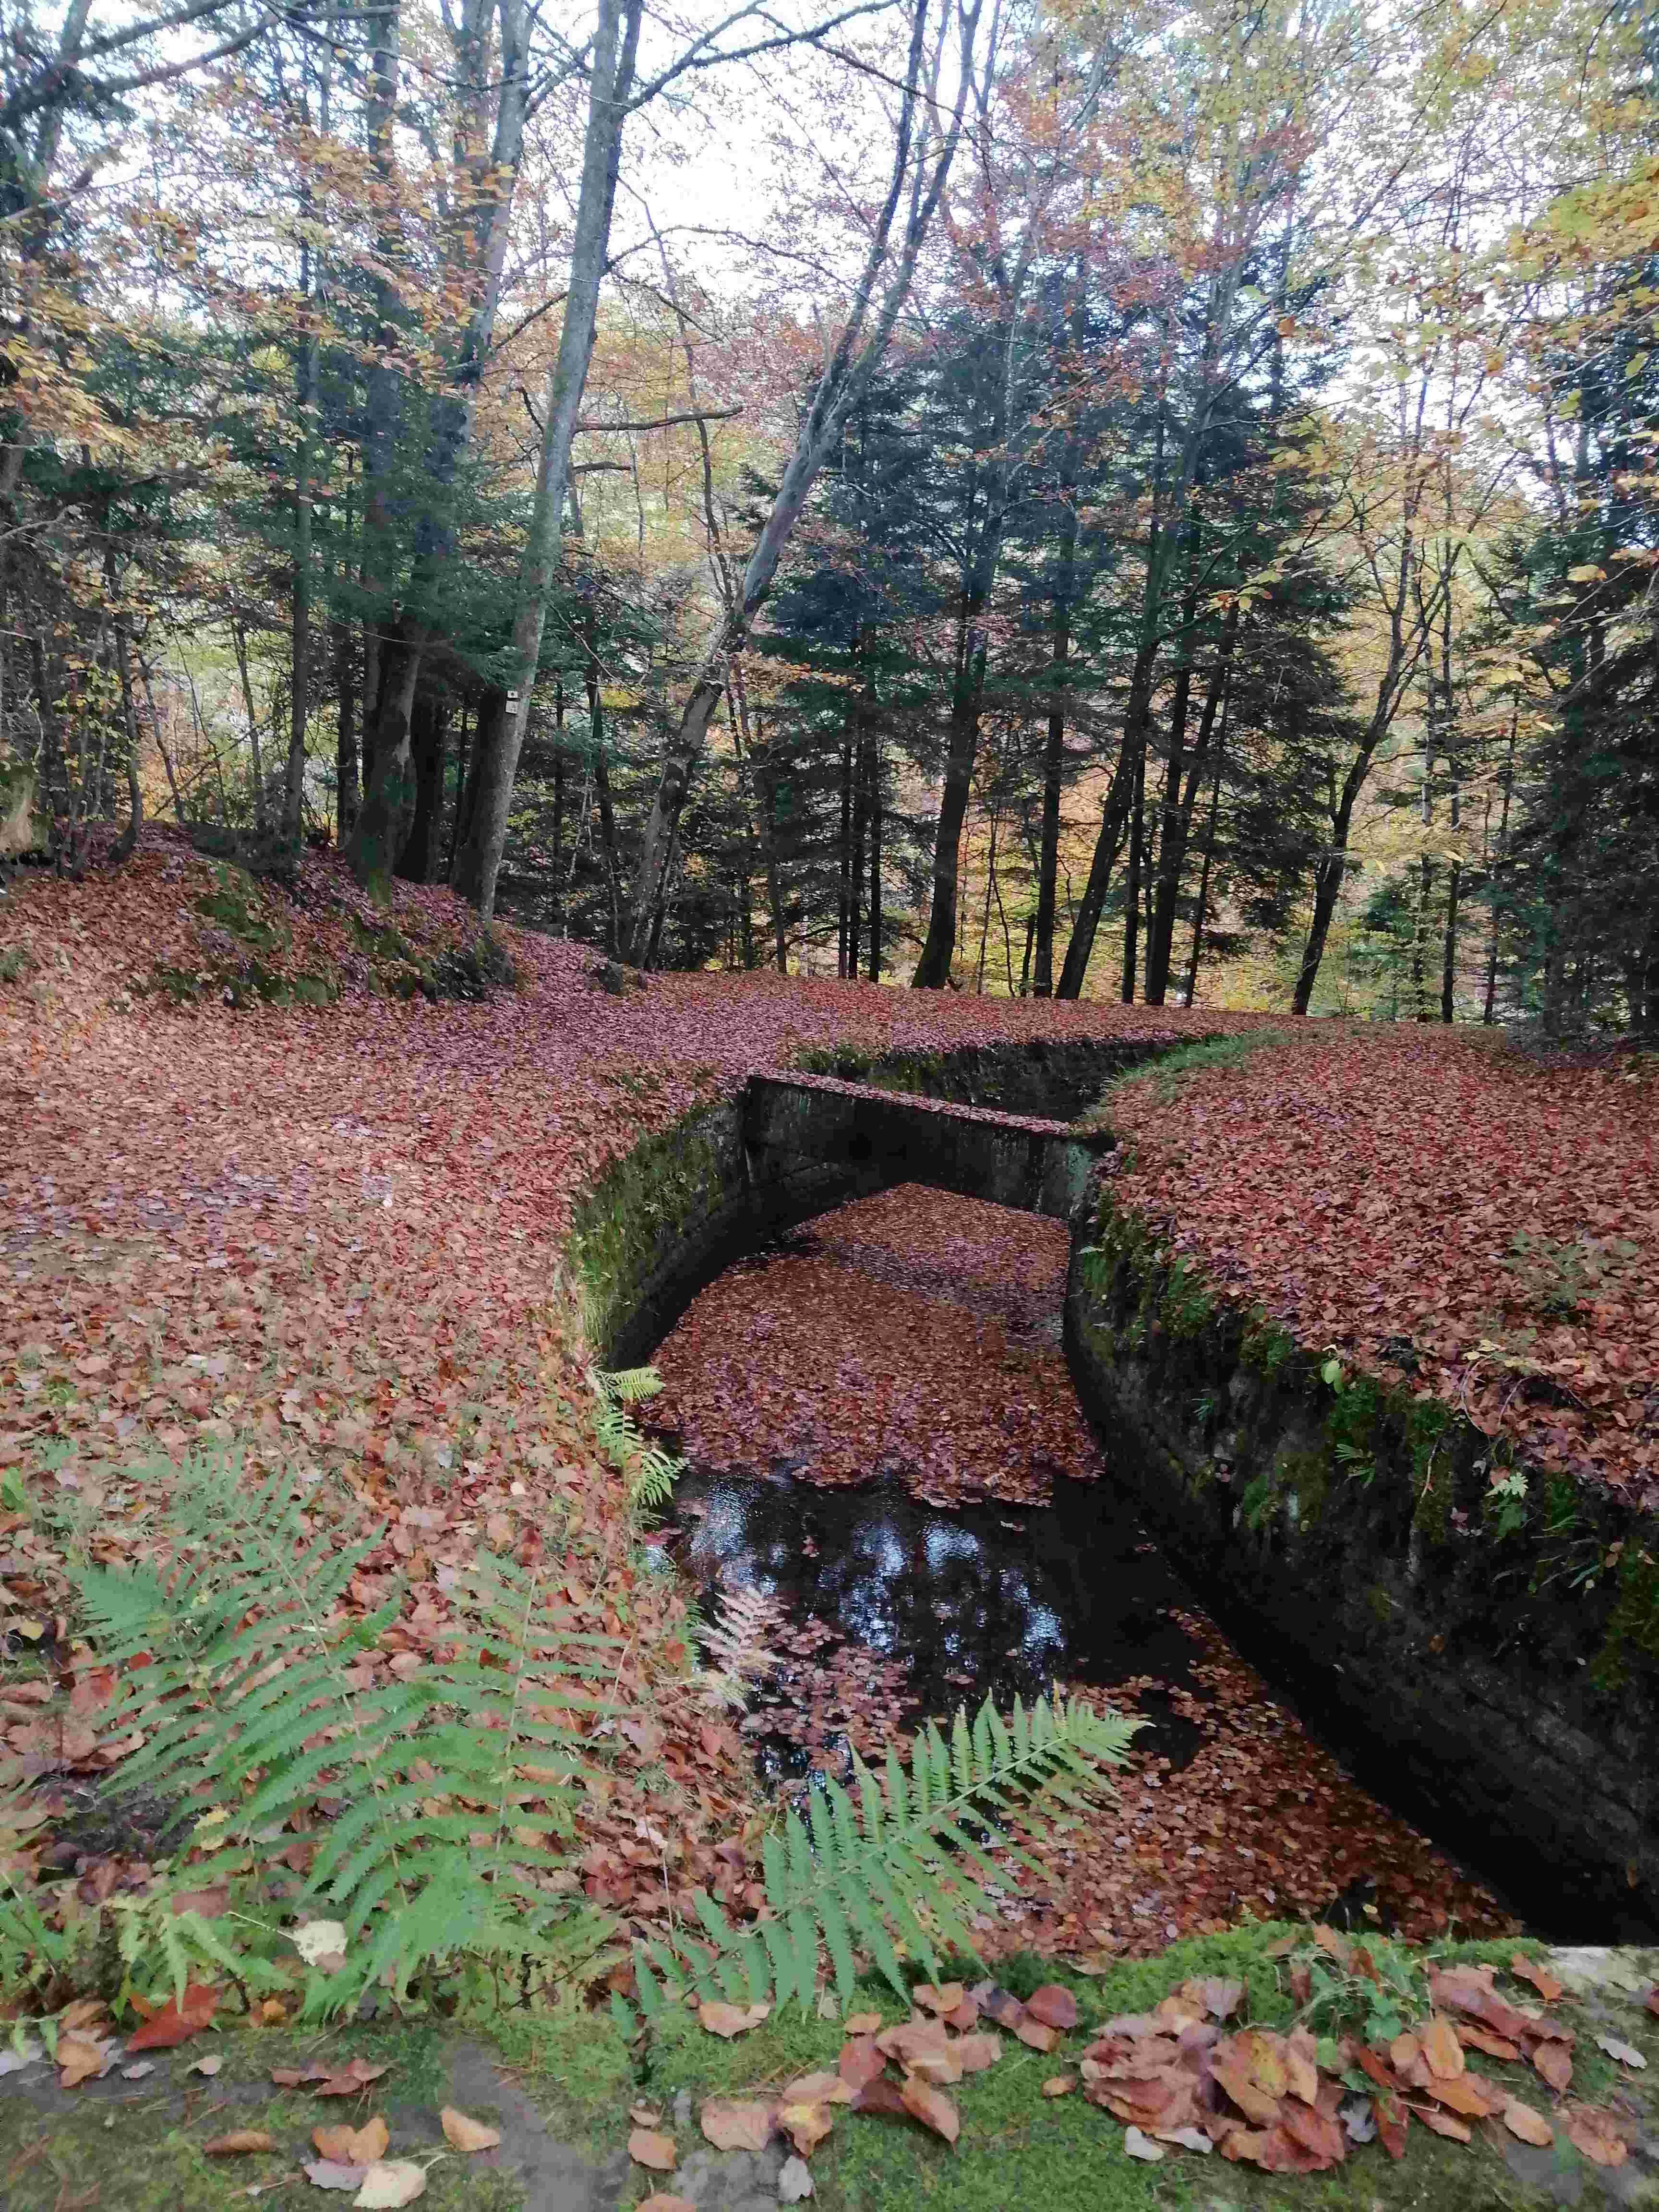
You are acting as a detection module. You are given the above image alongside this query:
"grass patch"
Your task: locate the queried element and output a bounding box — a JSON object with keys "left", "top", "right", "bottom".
{"left": 1076, "top": 1030, "right": 1289, "bottom": 1126}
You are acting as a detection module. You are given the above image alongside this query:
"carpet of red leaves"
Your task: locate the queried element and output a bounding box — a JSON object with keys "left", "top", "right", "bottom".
{"left": 1104, "top": 1030, "right": 1659, "bottom": 1504}
{"left": 651, "top": 1186, "right": 1516, "bottom": 1952}
{"left": 0, "top": 836, "right": 1648, "bottom": 1957}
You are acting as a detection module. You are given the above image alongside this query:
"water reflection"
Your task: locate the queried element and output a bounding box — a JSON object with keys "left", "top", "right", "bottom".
{"left": 670, "top": 1467, "right": 1210, "bottom": 1779}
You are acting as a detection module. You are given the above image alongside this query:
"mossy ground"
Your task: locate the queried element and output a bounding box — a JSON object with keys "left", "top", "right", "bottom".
{"left": 11, "top": 1931, "right": 1652, "bottom": 2211}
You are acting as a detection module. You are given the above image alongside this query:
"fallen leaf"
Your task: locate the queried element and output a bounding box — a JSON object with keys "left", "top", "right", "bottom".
{"left": 781, "top": 2073, "right": 853, "bottom": 2107}
{"left": 628, "top": 2128, "right": 677, "bottom": 2171}
{"left": 204, "top": 2131, "right": 276, "bottom": 2155}
{"left": 440, "top": 2107, "right": 502, "bottom": 2151}
{"left": 778, "top": 2155, "right": 814, "bottom": 2203}
{"left": 777, "top": 2101, "right": 835, "bottom": 2157}
{"left": 837, "top": 2037, "right": 886, "bottom": 2096}
{"left": 57, "top": 2034, "right": 110, "bottom": 2088}
{"left": 1042, "top": 2076, "right": 1076, "bottom": 2097}
{"left": 637, "top": 2200, "right": 696, "bottom": 2212}
{"left": 629, "top": 2104, "right": 661, "bottom": 2126}
{"left": 697, "top": 1999, "right": 769, "bottom": 2039}
{"left": 316, "top": 2059, "right": 392, "bottom": 2097}
{"left": 899, "top": 2074, "right": 959, "bottom": 2144}
{"left": 1596, "top": 2035, "right": 1647, "bottom": 2069}
{"left": 189, "top": 2054, "right": 224, "bottom": 2077}
{"left": 1013, "top": 2015, "right": 1058, "bottom": 2053}
{"left": 302, "top": 2161, "right": 366, "bottom": 2191}
{"left": 127, "top": 1981, "right": 218, "bottom": 2051}
{"left": 1531, "top": 2039, "right": 1573, "bottom": 2094}
{"left": 1560, "top": 2104, "right": 1628, "bottom": 2167}
{"left": 843, "top": 2012, "right": 881, "bottom": 2036}
{"left": 1420, "top": 2014, "right": 1464, "bottom": 2080}
{"left": 1510, "top": 1954, "right": 1564, "bottom": 2003}
{"left": 700, "top": 2099, "right": 773, "bottom": 2152}
{"left": 353, "top": 2163, "right": 426, "bottom": 2208}
{"left": 1123, "top": 2125, "right": 1166, "bottom": 2162}
{"left": 1453, "top": 2020, "right": 1520, "bottom": 2061}
{"left": 1405, "top": 2103, "right": 1471, "bottom": 2143}
{"left": 951, "top": 2033, "right": 1002, "bottom": 2075}
{"left": 1156, "top": 2125, "right": 1215, "bottom": 2154}
{"left": 294, "top": 1920, "right": 351, "bottom": 1973}
{"left": 1646, "top": 1985, "right": 1659, "bottom": 2020}
{"left": 121, "top": 2061, "right": 156, "bottom": 2080}
{"left": 1502, "top": 2098, "right": 1554, "bottom": 2147}
{"left": 313, "top": 2120, "right": 389, "bottom": 2165}
{"left": 1025, "top": 1985, "right": 1078, "bottom": 2031}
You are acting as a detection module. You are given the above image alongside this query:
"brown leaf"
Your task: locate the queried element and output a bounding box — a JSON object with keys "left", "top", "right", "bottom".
{"left": 1405, "top": 2102, "right": 1471, "bottom": 2143}
{"left": 1373, "top": 2094, "right": 1409, "bottom": 2162}
{"left": 1042, "top": 2075, "right": 1076, "bottom": 2097}
{"left": 203, "top": 2130, "right": 275, "bottom": 2155}
{"left": 1278, "top": 2101, "right": 1346, "bottom": 2168}
{"left": 57, "top": 2034, "right": 109, "bottom": 2089}
{"left": 1283, "top": 2028, "right": 1320, "bottom": 2104}
{"left": 850, "top": 2073, "right": 910, "bottom": 2120}
{"left": 1502, "top": 2098, "right": 1553, "bottom": 2147}
{"left": 1531, "top": 2038, "right": 1573, "bottom": 2094}
{"left": 952, "top": 2033, "right": 1002, "bottom": 2075}
{"left": 899, "top": 2074, "right": 959, "bottom": 2145}
{"left": 1560, "top": 2104, "right": 1628, "bottom": 2167}
{"left": 843, "top": 2012, "right": 881, "bottom": 2036}
{"left": 440, "top": 2108, "right": 501, "bottom": 2153}
{"left": 628, "top": 2128, "right": 677, "bottom": 2171}
{"left": 1025, "top": 1985, "right": 1078, "bottom": 2031}
{"left": 1510, "top": 1953, "right": 1564, "bottom": 2003}
{"left": 637, "top": 2199, "right": 697, "bottom": 2212}
{"left": 313, "top": 2118, "right": 389, "bottom": 2164}
{"left": 699, "top": 2100, "right": 773, "bottom": 2153}
{"left": 314, "top": 2058, "right": 392, "bottom": 2096}
{"left": 301, "top": 2161, "right": 366, "bottom": 2191}
{"left": 698, "top": 1999, "right": 769, "bottom": 2039}
{"left": 1453, "top": 2020, "right": 1520, "bottom": 2061}
{"left": 838, "top": 2037, "right": 886, "bottom": 2095}
{"left": 777, "top": 2101, "right": 835, "bottom": 2158}
{"left": 126, "top": 1980, "right": 218, "bottom": 2050}
{"left": 1212, "top": 2030, "right": 1287, "bottom": 2126}
{"left": 1420, "top": 2013, "right": 1465, "bottom": 2080}
{"left": 1645, "top": 1985, "right": 1659, "bottom": 2020}
{"left": 1422, "top": 2072, "right": 1503, "bottom": 2118}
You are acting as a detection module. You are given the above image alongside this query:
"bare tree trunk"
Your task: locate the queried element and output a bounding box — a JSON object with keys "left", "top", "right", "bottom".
{"left": 1120, "top": 741, "right": 1145, "bottom": 1001}
{"left": 113, "top": 624, "right": 143, "bottom": 861}
{"left": 624, "top": 0, "right": 986, "bottom": 965}
{"left": 866, "top": 739, "right": 882, "bottom": 981}
{"left": 454, "top": 0, "right": 642, "bottom": 918}
{"left": 1182, "top": 713, "right": 1226, "bottom": 1006}
{"left": 231, "top": 619, "right": 266, "bottom": 831}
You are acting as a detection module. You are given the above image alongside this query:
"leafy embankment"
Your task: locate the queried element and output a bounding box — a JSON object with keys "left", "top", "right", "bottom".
{"left": 1103, "top": 1027, "right": 1659, "bottom": 1506}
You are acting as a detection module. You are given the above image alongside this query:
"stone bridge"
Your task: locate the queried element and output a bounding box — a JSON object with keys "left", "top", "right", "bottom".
{"left": 575, "top": 1047, "right": 1140, "bottom": 1369}
{"left": 742, "top": 1071, "right": 1107, "bottom": 1226}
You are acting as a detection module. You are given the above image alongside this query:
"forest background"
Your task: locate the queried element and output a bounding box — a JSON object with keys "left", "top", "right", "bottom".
{"left": 2, "top": 0, "right": 1656, "bottom": 1030}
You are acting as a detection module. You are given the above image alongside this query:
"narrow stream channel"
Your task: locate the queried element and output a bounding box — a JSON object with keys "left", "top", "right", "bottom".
{"left": 647, "top": 1183, "right": 1520, "bottom": 1960}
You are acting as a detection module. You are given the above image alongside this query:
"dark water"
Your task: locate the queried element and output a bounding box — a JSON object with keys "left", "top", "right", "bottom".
{"left": 667, "top": 1466, "right": 1211, "bottom": 1780}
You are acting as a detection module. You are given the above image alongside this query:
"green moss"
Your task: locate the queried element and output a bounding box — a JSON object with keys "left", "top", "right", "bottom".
{"left": 567, "top": 1105, "right": 742, "bottom": 1355}
{"left": 1592, "top": 1546, "right": 1659, "bottom": 1691}
{"left": 1093, "top": 1027, "right": 1288, "bottom": 1106}
{"left": 1407, "top": 1395, "right": 1455, "bottom": 1540}
{"left": 1364, "top": 1581, "right": 1395, "bottom": 1624}
{"left": 195, "top": 862, "right": 291, "bottom": 957}
{"left": 1157, "top": 1255, "right": 1214, "bottom": 1341}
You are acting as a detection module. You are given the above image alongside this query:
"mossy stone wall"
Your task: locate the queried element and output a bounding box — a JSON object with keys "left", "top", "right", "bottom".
{"left": 1064, "top": 1179, "right": 1659, "bottom": 1937}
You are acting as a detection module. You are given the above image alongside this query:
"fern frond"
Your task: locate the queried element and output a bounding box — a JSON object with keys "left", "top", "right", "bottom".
{"left": 55, "top": 1447, "right": 630, "bottom": 2016}
{"left": 647, "top": 1693, "right": 1140, "bottom": 2012}
{"left": 587, "top": 1368, "right": 683, "bottom": 1510}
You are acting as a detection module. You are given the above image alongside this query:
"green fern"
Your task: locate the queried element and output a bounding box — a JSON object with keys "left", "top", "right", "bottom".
{"left": 589, "top": 1366, "right": 682, "bottom": 1510}
{"left": 633, "top": 1694, "right": 1141, "bottom": 2017}
{"left": 58, "top": 1447, "right": 625, "bottom": 2014}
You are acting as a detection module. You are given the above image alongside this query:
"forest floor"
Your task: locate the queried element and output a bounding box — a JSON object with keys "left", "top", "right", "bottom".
{"left": 3, "top": 835, "right": 1659, "bottom": 2206}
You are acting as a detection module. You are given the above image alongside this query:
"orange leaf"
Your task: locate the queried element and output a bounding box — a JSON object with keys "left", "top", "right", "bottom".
{"left": 628, "top": 2128, "right": 677, "bottom": 2171}
{"left": 1510, "top": 1954, "right": 1564, "bottom": 2003}
{"left": 1025, "top": 1985, "right": 1078, "bottom": 2031}
{"left": 1405, "top": 2102, "right": 1471, "bottom": 2143}
{"left": 126, "top": 1980, "right": 218, "bottom": 2051}
{"left": 203, "top": 2131, "right": 275, "bottom": 2155}
{"left": 1503, "top": 2099, "right": 1553, "bottom": 2147}
{"left": 313, "top": 2117, "right": 389, "bottom": 2164}
{"left": 699, "top": 2100, "right": 773, "bottom": 2153}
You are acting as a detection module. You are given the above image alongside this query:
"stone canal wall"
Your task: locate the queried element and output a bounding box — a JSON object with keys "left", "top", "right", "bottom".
{"left": 1063, "top": 1173, "right": 1659, "bottom": 1937}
